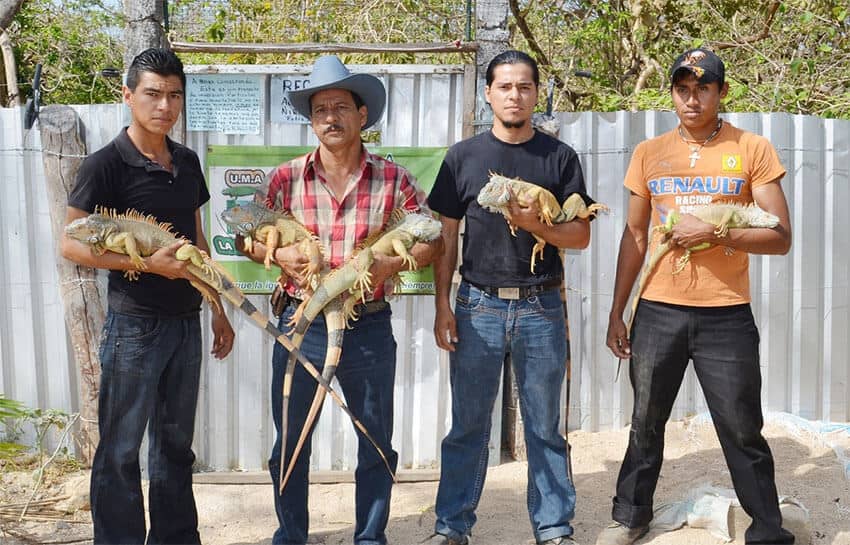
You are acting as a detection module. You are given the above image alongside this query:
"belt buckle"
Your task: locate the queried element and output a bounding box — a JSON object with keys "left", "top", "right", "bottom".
{"left": 497, "top": 287, "right": 520, "bottom": 300}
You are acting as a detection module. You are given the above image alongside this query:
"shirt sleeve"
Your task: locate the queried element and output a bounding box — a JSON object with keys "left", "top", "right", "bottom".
{"left": 747, "top": 134, "right": 786, "bottom": 188}
{"left": 427, "top": 153, "right": 464, "bottom": 219}
{"left": 396, "top": 167, "right": 431, "bottom": 214}
{"left": 68, "top": 155, "right": 114, "bottom": 213}
{"left": 192, "top": 153, "right": 211, "bottom": 208}
{"left": 557, "top": 146, "right": 596, "bottom": 209}
{"left": 623, "top": 141, "right": 651, "bottom": 198}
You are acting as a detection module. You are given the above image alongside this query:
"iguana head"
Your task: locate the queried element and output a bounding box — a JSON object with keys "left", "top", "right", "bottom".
{"left": 220, "top": 202, "right": 270, "bottom": 237}
{"left": 65, "top": 213, "right": 116, "bottom": 253}
{"left": 476, "top": 174, "right": 513, "bottom": 213}
{"left": 393, "top": 212, "right": 442, "bottom": 242}
{"left": 740, "top": 204, "right": 780, "bottom": 228}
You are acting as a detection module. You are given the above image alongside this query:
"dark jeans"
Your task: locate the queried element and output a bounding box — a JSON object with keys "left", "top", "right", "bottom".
{"left": 434, "top": 282, "right": 575, "bottom": 543}
{"left": 269, "top": 304, "right": 398, "bottom": 545}
{"left": 90, "top": 310, "right": 203, "bottom": 545}
{"left": 612, "top": 300, "right": 794, "bottom": 545}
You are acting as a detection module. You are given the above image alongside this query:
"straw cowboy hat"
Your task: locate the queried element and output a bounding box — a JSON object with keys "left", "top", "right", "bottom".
{"left": 287, "top": 55, "right": 386, "bottom": 129}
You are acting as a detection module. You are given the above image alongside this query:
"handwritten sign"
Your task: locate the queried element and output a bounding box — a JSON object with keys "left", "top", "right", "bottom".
{"left": 186, "top": 74, "right": 262, "bottom": 134}
{"left": 270, "top": 75, "right": 311, "bottom": 124}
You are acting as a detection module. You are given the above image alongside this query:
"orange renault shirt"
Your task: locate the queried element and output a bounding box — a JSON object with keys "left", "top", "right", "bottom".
{"left": 625, "top": 121, "right": 785, "bottom": 307}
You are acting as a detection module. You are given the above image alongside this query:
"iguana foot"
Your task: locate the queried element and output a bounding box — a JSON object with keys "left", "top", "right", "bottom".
{"left": 123, "top": 269, "right": 142, "bottom": 281}
{"left": 672, "top": 251, "right": 692, "bottom": 274}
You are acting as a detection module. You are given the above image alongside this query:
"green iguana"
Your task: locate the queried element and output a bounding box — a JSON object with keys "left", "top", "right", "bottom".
{"left": 477, "top": 172, "right": 608, "bottom": 273}
{"left": 221, "top": 201, "right": 324, "bottom": 291}
{"left": 627, "top": 202, "right": 780, "bottom": 333}
{"left": 279, "top": 210, "right": 442, "bottom": 493}
{"left": 65, "top": 207, "right": 228, "bottom": 312}
{"left": 65, "top": 208, "right": 394, "bottom": 478}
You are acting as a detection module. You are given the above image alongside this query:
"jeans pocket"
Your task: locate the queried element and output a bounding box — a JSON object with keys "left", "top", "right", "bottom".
{"left": 526, "top": 291, "right": 563, "bottom": 322}
{"left": 102, "top": 314, "right": 163, "bottom": 375}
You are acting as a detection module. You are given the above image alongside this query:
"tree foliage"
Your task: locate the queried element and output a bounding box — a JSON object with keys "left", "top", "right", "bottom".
{"left": 4, "top": 0, "right": 848, "bottom": 117}
{"left": 8, "top": 0, "right": 123, "bottom": 105}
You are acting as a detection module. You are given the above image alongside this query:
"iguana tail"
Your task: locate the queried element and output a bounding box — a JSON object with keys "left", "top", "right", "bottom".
{"left": 279, "top": 298, "right": 353, "bottom": 493}
{"left": 210, "top": 274, "right": 393, "bottom": 491}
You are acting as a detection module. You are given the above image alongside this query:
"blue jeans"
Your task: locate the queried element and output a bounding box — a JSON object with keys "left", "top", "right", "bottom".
{"left": 434, "top": 281, "right": 575, "bottom": 543}
{"left": 269, "top": 303, "right": 399, "bottom": 545}
{"left": 90, "top": 310, "right": 203, "bottom": 545}
{"left": 613, "top": 300, "right": 794, "bottom": 545}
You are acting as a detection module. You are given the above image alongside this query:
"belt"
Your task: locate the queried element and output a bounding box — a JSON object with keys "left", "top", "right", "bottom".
{"left": 289, "top": 297, "right": 389, "bottom": 316}
{"left": 467, "top": 278, "right": 562, "bottom": 300}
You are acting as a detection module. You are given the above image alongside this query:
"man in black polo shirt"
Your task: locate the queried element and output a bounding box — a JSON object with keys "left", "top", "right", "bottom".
{"left": 426, "top": 51, "right": 594, "bottom": 545}
{"left": 60, "top": 48, "right": 234, "bottom": 545}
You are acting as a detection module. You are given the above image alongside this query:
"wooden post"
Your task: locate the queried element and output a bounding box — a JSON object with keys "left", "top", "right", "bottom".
{"left": 39, "top": 105, "right": 104, "bottom": 465}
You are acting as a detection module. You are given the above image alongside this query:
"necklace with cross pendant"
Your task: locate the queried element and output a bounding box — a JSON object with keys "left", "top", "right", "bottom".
{"left": 678, "top": 119, "right": 723, "bottom": 168}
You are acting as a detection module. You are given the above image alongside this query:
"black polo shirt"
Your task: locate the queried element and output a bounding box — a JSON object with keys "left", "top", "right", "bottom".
{"left": 68, "top": 128, "right": 210, "bottom": 317}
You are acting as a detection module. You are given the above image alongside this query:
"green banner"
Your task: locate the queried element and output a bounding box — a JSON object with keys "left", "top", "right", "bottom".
{"left": 206, "top": 145, "right": 446, "bottom": 294}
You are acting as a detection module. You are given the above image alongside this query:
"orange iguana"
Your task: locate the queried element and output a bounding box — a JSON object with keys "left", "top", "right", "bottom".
{"left": 279, "top": 210, "right": 442, "bottom": 492}
{"left": 477, "top": 172, "right": 608, "bottom": 273}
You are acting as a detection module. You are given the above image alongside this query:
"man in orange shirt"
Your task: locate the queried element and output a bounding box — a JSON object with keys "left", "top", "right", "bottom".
{"left": 599, "top": 49, "right": 794, "bottom": 545}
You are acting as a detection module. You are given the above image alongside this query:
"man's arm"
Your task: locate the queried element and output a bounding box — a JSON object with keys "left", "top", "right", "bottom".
{"left": 606, "top": 193, "right": 652, "bottom": 358}
{"left": 193, "top": 210, "right": 234, "bottom": 360}
{"left": 60, "top": 206, "right": 192, "bottom": 280}
{"left": 668, "top": 178, "right": 792, "bottom": 255}
{"left": 433, "top": 217, "right": 459, "bottom": 352}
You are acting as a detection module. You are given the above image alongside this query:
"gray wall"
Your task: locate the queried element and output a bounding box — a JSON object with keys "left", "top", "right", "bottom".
{"left": 0, "top": 66, "right": 847, "bottom": 473}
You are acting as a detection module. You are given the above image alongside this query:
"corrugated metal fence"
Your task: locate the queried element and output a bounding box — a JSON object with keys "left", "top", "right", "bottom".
{"left": 0, "top": 65, "right": 848, "bottom": 474}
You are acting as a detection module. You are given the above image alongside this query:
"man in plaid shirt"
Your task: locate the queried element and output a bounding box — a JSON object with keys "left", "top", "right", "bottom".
{"left": 240, "top": 55, "right": 442, "bottom": 545}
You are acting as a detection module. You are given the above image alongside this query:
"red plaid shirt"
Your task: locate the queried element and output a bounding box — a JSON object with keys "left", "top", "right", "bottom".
{"left": 257, "top": 146, "right": 429, "bottom": 299}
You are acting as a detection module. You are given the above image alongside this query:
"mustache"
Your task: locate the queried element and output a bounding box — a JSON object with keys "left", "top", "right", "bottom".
{"left": 323, "top": 124, "right": 344, "bottom": 134}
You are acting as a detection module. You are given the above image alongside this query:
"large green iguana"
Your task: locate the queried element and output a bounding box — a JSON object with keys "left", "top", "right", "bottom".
{"left": 477, "top": 172, "right": 608, "bottom": 273}
{"left": 278, "top": 210, "right": 442, "bottom": 493}
{"left": 65, "top": 208, "right": 394, "bottom": 475}
{"left": 221, "top": 201, "right": 324, "bottom": 291}
{"left": 627, "top": 202, "right": 780, "bottom": 334}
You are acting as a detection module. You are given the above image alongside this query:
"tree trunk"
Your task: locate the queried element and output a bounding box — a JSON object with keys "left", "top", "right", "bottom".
{"left": 0, "top": 0, "right": 24, "bottom": 30}
{"left": 39, "top": 105, "right": 104, "bottom": 466}
{"left": 122, "top": 0, "right": 167, "bottom": 69}
{"left": 474, "top": 0, "right": 510, "bottom": 124}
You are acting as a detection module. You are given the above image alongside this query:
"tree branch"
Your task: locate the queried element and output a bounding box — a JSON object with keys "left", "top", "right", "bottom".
{"left": 714, "top": 1, "right": 781, "bottom": 50}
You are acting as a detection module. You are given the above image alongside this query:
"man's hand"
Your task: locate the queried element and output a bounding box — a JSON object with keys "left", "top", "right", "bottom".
{"left": 368, "top": 253, "right": 404, "bottom": 292}
{"left": 669, "top": 214, "right": 715, "bottom": 249}
{"left": 210, "top": 309, "right": 235, "bottom": 360}
{"left": 505, "top": 191, "right": 543, "bottom": 233}
{"left": 606, "top": 314, "right": 631, "bottom": 359}
{"left": 434, "top": 303, "right": 458, "bottom": 352}
{"left": 272, "top": 245, "right": 311, "bottom": 288}
{"left": 145, "top": 240, "right": 193, "bottom": 280}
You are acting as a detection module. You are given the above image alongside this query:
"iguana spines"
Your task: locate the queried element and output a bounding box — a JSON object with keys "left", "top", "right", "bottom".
{"left": 477, "top": 172, "right": 608, "bottom": 272}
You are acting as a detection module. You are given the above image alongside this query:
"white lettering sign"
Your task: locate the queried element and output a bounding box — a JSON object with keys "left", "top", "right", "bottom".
{"left": 186, "top": 75, "right": 262, "bottom": 134}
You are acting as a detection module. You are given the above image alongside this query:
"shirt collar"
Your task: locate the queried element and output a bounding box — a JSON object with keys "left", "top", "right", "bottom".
{"left": 114, "top": 127, "right": 185, "bottom": 172}
{"left": 305, "top": 145, "right": 375, "bottom": 177}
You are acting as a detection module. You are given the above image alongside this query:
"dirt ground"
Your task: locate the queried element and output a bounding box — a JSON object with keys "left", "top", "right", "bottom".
{"left": 2, "top": 419, "right": 849, "bottom": 545}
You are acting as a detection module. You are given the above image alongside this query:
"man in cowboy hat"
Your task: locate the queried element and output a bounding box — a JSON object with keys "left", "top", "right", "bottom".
{"left": 238, "top": 55, "right": 442, "bottom": 545}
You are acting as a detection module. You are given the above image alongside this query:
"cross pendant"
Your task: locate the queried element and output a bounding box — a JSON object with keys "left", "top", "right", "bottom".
{"left": 688, "top": 147, "right": 701, "bottom": 168}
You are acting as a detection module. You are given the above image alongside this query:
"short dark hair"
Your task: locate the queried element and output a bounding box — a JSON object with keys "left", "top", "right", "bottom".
{"left": 485, "top": 50, "right": 540, "bottom": 87}
{"left": 126, "top": 48, "right": 186, "bottom": 91}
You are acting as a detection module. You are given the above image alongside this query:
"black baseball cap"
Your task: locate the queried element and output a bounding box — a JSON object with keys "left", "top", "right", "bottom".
{"left": 670, "top": 48, "right": 725, "bottom": 85}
